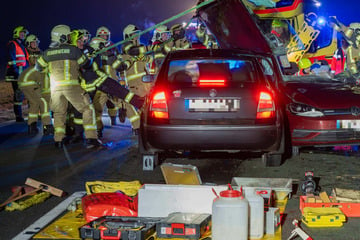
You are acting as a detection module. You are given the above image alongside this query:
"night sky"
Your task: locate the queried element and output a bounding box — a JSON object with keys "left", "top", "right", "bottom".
{"left": 0, "top": 0, "right": 359, "bottom": 77}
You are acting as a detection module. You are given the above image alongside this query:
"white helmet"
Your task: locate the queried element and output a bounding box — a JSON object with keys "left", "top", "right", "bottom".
{"left": 25, "top": 34, "right": 40, "bottom": 47}
{"left": 89, "top": 37, "right": 107, "bottom": 51}
{"left": 123, "top": 24, "right": 140, "bottom": 40}
{"left": 152, "top": 25, "right": 171, "bottom": 42}
{"left": 51, "top": 24, "right": 71, "bottom": 43}
{"left": 96, "top": 26, "right": 111, "bottom": 41}
{"left": 79, "top": 29, "right": 91, "bottom": 44}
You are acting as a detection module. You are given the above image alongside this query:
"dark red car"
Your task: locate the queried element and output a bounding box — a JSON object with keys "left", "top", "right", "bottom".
{"left": 198, "top": 0, "right": 360, "bottom": 155}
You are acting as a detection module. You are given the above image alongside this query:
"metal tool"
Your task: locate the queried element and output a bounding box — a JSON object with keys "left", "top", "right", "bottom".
{"left": 287, "top": 219, "right": 313, "bottom": 240}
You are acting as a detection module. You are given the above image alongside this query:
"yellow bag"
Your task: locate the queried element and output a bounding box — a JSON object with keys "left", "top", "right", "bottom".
{"left": 85, "top": 180, "right": 142, "bottom": 197}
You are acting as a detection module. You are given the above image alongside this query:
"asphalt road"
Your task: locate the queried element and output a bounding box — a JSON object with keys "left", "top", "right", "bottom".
{"left": 1, "top": 117, "right": 360, "bottom": 240}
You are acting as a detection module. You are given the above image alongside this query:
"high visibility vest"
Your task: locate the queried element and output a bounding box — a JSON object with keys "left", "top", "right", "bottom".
{"left": 7, "top": 40, "right": 29, "bottom": 68}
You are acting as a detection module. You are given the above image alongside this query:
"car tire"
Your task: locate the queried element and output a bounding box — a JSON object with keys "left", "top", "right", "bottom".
{"left": 262, "top": 153, "right": 282, "bottom": 167}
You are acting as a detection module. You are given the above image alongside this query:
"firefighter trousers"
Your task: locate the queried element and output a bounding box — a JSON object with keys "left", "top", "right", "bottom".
{"left": 112, "top": 99, "right": 140, "bottom": 130}
{"left": 50, "top": 86, "right": 97, "bottom": 142}
{"left": 20, "top": 85, "right": 51, "bottom": 126}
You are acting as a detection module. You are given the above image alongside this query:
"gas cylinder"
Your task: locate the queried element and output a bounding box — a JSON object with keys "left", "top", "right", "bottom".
{"left": 212, "top": 189, "right": 249, "bottom": 240}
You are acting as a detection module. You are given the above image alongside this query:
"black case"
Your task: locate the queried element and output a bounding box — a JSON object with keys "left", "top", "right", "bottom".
{"left": 156, "top": 212, "right": 211, "bottom": 239}
{"left": 79, "top": 216, "right": 163, "bottom": 240}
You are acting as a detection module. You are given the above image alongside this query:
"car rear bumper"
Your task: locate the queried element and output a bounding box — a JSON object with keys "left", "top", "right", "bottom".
{"left": 142, "top": 124, "right": 280, "bottom": 151}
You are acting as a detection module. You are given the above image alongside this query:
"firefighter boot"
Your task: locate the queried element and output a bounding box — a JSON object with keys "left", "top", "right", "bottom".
{"left": 43, "top": 125, "right": 54, "bottom": 135}
{"left": 85, "top": 138, "right": 104, "bottom": 149}
{"left": 97, "top": 129, "right": 103, "bottom": 139}
{"left": 28, "top": 122, "right": 39, "bottom": 135}
{"left": 118, "top": 107, "right": 127, "bottom": 123}
{"left": 54, "top": 140, "right": 64, "bottom": 149}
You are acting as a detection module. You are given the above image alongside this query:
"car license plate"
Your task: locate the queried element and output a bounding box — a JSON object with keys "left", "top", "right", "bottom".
{"left": 337, "top": 120, "right": 360, "bottom": 130}
{"left": 186, "top": 98, "right": 240, "bottom": 112}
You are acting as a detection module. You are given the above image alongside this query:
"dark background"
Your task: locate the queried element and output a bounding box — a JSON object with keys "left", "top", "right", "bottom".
{"left": 0, "top": 0, "right": 358, "bottom": 78}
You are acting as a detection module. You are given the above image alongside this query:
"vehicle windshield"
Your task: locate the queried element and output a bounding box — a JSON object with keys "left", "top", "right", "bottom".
{"left": 167, "top": 59, "right": 255, "bottom": 87}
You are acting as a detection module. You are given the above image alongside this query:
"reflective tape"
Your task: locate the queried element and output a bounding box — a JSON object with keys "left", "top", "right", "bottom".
{"left": 124, "top": 92, "right": 134, "bottom": 103}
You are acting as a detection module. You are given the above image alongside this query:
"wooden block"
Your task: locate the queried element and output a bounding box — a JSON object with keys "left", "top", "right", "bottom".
{"left": 333, "top": 188, "right": 360, "bottom": 203}
{"left": 319, "top": 191, "right": 331, "bottom": 203}
{"left": 25, "top": 178, "right": 64, "bottom": 197}
{"left": 315, "top": 196, "right": 323, "bottom": 203}
{"left": 306, "top": 193, "right": 315, "bottom": 203}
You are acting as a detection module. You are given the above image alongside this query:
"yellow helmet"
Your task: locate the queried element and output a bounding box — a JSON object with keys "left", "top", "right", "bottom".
{"left": 298, "top": 58, "right": 312, "bottom": 69}
{"left": 89, "top": 37, "right": 107, "bottom": 51}
{"left": 96, "top": 26, "right": 110, "bottom": 41}
{"left": 69, "top": 30, "right": 84, "bottom": 46}
{"left": 272, "top": 19, "right": 286, "bottom": 28}
{"left": 13, "top": 26, "right": 28, "bottom": 39}
{"left": 123, "top": 24, "right": 140, "bottom": 40}
{"left": 51, "top": 24, "right": 71, "bottom": 43}
{"left": 25, "top": 34, "right": 39, "bottom": 47}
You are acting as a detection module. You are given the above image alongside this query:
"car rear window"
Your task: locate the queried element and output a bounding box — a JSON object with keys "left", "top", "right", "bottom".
{"left": 167, "top": 59, "right": 255, "bottom": 87}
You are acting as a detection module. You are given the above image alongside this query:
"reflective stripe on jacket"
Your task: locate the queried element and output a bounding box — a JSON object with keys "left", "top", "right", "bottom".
{"left": 7, "top": 40, "right": 29, "bottom": 67}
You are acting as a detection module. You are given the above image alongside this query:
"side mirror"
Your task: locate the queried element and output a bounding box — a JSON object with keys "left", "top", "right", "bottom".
{"left": 142, "top": 74, "right": 156, "bottom": 83}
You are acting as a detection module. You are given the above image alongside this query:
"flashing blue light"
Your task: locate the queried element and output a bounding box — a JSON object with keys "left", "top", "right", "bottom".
{"left": 317, "top": 17, "right": 326, "bottom": 26}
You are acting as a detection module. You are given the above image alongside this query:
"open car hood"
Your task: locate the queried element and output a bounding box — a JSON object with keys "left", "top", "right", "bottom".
{"left": 197, "top": 0, "right": 272, "bottom": 54}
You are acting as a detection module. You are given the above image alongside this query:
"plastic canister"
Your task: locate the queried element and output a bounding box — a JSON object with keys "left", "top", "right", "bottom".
{"left": 212, "top": 189, "right": 249, "bottom": 240}
{"left": 244, "top": 188, "right": 264, "bottom": 239}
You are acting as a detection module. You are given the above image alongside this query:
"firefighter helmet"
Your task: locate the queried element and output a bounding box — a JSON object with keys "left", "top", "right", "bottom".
{"left": 298, "top": 58, "right": 312, "bottom": 69}
{"left": 25, "top": 34, "right": 40, "bottom": 47}
{"left": 96, "top": 26, "right": 111, "bottom": 41}
{"left": 51, "top": 24, "right": 71, "bottom": 43}
{"left": 152, "top": 25, "right": 171, "bottom": 42}
{"left": 123, "top": 24, "right": 140, "bottom": 40}
{"left": 13, "top": 26, "right": 28, "bottom": 39}
{"left": 69, "top": 29, "right": 84, "bottom": 46}
{"left": 89, "top": 37, "right": 107, "bottom": 51}
{"left": 79, "top": 29, "right": 91, "bottom": 44}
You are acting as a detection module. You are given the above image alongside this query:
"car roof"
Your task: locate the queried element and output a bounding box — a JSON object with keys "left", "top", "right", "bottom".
{"left": 167, "top": 48, "right": 267, "bottom": 60}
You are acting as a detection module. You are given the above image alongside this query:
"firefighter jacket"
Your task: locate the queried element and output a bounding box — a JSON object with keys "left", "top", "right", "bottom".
{"left": 35, "top": 44, "right": 90, "bottom": 89}
{"left": 113, "top": 53, "right": 152, "bottom": 98}
{"left": 5, "top": 39, "right": 29, "bottom": 81}
{"left": 167, "top": 38, "right": 191, "bottom": 51}
{"left": 18, "top": 66, "right": 44, "bottom": 89}
{"left": 346, "top": 45, "right": 360, "bottom": 74}
{"left": 331, "top": 48, "right": 346, "bottom": 75}
{"left": 101, "top": 42, "right": 120, "bottom": 80}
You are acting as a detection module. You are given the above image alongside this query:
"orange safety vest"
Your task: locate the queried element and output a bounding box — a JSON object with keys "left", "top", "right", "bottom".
{"left": 7, "top": 40, "right": 29, "bottom": 68}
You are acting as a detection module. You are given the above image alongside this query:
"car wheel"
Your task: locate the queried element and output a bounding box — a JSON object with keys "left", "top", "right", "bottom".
{"left": 262, "top": 153, "right": 282, "bottom": 167}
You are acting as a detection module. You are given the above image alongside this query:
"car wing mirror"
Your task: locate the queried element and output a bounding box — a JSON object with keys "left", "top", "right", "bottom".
{"left": 142, "top": 74, "right": 156, "bottom": 83}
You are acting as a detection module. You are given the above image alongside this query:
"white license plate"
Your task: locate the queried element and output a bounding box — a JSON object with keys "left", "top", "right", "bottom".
{"left": 337, "top": 120, "right": 360, "bottom": 130}
{"left": 187, "top": 98, "right": 240, "bottom": 112}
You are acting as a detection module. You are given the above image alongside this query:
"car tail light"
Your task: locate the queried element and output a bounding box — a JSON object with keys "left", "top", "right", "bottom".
{"left": 256, "top": 91, "right": 275, "bottom": 119}
{"left": 198, "top": 78, "right": 226, "bottom": 87}
{"left": 150, "top": 91, "right": 169, "bottom": 119}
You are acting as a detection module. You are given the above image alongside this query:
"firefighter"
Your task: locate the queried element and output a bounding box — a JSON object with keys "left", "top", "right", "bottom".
{"left": 195, "top": 23, "right": 218, "bottom": 49}
{"left": 5, "top": 26, "right": 30, "bottom": 122}
{"left": 18, "top": 34, "right": 53, "bottom": 135}
{"left": 168, "top": 23, "right": 191, "bottom": 50}
{"left": 270, "top": 19, "right": 289, "bottom": 47}
{"left": 295, "top": 58, "right": 312, "bottom": 76}
{"left": 150, "top": 25, "right": 171, "bottom": 74}
{"left": 120, "top": 24, "right": 154, "bottom": 133}
{"left": 35, "top": 24, "right": 101, "bottom": 149}
{"left": 96, "top": 26, "right": 121, "bottom": 125}
{"left": 346, "top": 26, "right": 360, "bottom": 74}
{"left": 80, "top": 36, "right": 145, "bottom": 138}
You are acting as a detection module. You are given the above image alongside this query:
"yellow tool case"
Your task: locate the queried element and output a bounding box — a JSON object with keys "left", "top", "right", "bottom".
{"left": 302, "top": 207, "right": 346, "bottom": 227}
